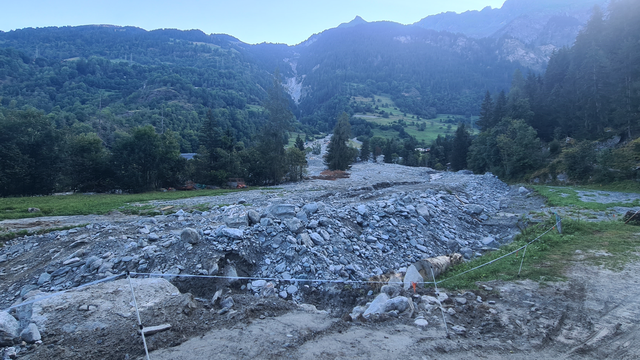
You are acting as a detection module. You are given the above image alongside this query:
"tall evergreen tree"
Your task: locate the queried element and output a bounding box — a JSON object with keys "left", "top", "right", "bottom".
{"left": 493, "top": 90, "right": 507, "bottom": 125}
{"left": 324, "top": 112, "right": 355, "bottom": 170}
{"left": 451, "top": 123, "right": 472, "bottom": 171}
{"left": 477, "top": 91, "right": 494, "bottom": 131}
{"left": 294, "top": 135, "right": 305, "bottom": 152}
{"left": 255, "top": 69, "right": 294, "bottom": 184}
{"left": 360, "top": 137, "right": 371, "bottom": 162}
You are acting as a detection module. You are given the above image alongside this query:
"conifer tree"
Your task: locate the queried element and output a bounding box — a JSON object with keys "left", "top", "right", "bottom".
{"left": 360, "top": 137, "right": 371, "bottom": 162}
{"left": 324, "top": 112, "right": 355, "bottom": 170}
{"left": 294, "top": 135, "right": 305, "bottom": 151}
{"left": 477, "top": 91, "right": 494, "bottom": 131}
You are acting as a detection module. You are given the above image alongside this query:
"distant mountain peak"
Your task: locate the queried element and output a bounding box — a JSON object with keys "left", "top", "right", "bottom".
{"left": 338, "top": 16, "right": 368, "bottom": 29}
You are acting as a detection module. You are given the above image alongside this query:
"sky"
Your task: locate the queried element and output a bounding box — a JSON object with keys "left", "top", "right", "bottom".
{"left": 0, "top": 0, "right": 506, "bottom": 45}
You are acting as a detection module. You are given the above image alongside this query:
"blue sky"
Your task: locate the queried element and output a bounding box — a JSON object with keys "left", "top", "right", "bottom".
{"left": 0, "top": 0, "right": 506, "bottom": 45}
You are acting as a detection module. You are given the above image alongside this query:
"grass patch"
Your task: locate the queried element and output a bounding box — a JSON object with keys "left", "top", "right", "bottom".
{"left": 532, "top": 185, "right": 640, "bottom": 210}
{"left": 0, "top": 188, "right": 259, "bottom": 220}
{"left": 436, "top": 217, "right": 640, "bottom": 290}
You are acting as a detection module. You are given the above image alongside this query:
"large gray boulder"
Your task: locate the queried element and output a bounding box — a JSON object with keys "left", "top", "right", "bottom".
{"left": 302, "top": 203, "right": 319, "bottom": 214}
{"left": 20, "top": 323, "right": 41, "bottom": 343}
{"left": 403, "top": 264, "right": 424, "bottom": 290}
{"left": 0, "top": 311, "right": 19, "bottom": 346}
{"left": 223, "top": 206, "right": 249, "bottom": 228}
{"left": 267, "top": 204, "right": 296, "bottom": 219}
{"left": 285, "top": 218, "right": 304, "bottom": 233}
{"left": 464, "top": 204, "right": 484, "bottom": 215}
{"left": 363, "top": 293, "right": 390, "bottom": 318}
{"left": 180, "top": 228, "right": 200, "bottom": 244}
{"left": 221, "top": 227, "right": 243, "bottom": 239}
{"left": 385, "top": 296, "right": 410, "bottom": 313}
{"left": 247, "top": 210, "right": 261, "bottom": 225}
{"left": 416, "top": 205, "right": 431, "bottom": 219}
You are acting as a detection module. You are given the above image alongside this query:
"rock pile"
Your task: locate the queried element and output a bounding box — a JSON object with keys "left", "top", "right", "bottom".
{"left": 0, "top": 171, "right": 524, "bottom": 317}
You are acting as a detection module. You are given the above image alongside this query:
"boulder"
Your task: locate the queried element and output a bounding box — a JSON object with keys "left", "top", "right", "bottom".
{"left": 20, "top": 323, "right": 41, "bottom": 343}
{"left": 384, "top": 296, "right": 410, "bottom": 312}
{"left": 416, "top": 205, "right": 431, "bottom": 219}
{"left": 221, "top": 227, "right": 244, "bottom": 239}
{"left": 180, "top": 228, "right": 200, "bottom": 244}
{"left": 220, "top": 297, "right": 234, "bottom": 309}
{"left": 0, "top": 311, "right": 19, "bottom": 346}
{"left": 518, "top": 186, "right": 529, "bottom": 195}
{"left": 267, "top": 204, "right": 296, "bottom": 219}
{"left": 37, "top": 273, "right": 51, "bottom": 285}
{"left": 363, "top": 293, "right": 390, "bottom": 318}
{"left": 285, "top": 218, "right": 304, "bottom": 233}
{"left": 481, "top": 236, "right": 499, "bottom": 249}
{"left": 464, "top": 204, "right": 484, "bottom": 215}
{"left": 403, "top": 264, "right": 424, "bottom": 290}
{"left": 357, "top": 205, "right": 368, "bottom": 216}
{"left": 223, "top": 206, "right": 249, "bottom": 228}
{"left": 247, "top": 210, "right": 261, "bottom": 225}
{"left": 309, "top": 232, "right": 325, "bottom": 245}
{"left": 302, "top": 203, "right": 319, "bottom": 214}
{"left": 298, "top": 233, "right": 314, "bottom": 247}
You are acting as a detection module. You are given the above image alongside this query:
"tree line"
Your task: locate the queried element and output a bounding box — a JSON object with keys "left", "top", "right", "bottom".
{"left": 0, "top": 73, "right": 308, "bottom": 196}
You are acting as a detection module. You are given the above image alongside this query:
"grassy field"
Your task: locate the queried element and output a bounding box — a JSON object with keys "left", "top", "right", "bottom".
{"left": 352, "top": 94, "right": 477, "bottom": 143}
{"left": 532, "top": 185, "right": 640, "bottom": 210}
{"left": 436, "top": 217, "right": 640, "bottom": 290}
{"left": 0, "top": 188, "right": 255, "bottom": 221}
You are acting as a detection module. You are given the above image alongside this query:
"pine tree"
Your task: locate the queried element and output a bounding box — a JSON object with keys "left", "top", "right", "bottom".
{"left": 360, "top": 137, "right": 371, "bottom": 162}
{"left": 294, "top": 135, "right": 305, "bottom": 151}
{"left": 493, "top": 90, "right": 507, "bottom": 125}
{"left": 324, "top": 112, "right": 355, "bottom": 170}
{"left": 256, "top": 69, "right": 294, "bottom": 184}
{"left": 451, "top": 124, "right": 471, "bottom": 171}
{"left": 477, "top": 91, "right": 494, "bottom": 131}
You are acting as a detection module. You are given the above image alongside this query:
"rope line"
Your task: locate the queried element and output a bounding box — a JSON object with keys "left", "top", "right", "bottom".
{"left": 128, "top": 274, "right": 151, "bottom": 360}
{"left": 129, "top": 272, "right": 392, "bottom": 285}
{"left": 435, "top": 220, "right": 561, "bottom": 285}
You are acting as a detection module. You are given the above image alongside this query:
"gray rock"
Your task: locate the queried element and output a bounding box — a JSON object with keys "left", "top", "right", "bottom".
{"left": 285, "top": 218, "right": 304, "bottom": 233}
{"left": 268, "top": 204, "right": 296, "bottom": 219}
{"left": 37, "top": 272, "right": 51, "bottom": 285}
{"left": 220, "top": 297, "right": 234, "bottom": 309}
{"left": 403, "top": 264, "right": 424, "bottom": 290}
{"left": 380, "top": 285, "right": 401, "bottom": 298}
{"left": 296, "top": 211, "right": 308, "bottom": 222}
{"left": 28, "top": 207, "right": 41, "bottom": 213}
{"left": 464, "top": 204, "right": 484, "bottom": 215}
{"left": 251, "top": 280, "right": 267, "bottom": 289}
{"left": 447, "top": 239, "right": 460, "bottom": 252}
{"left": 302, "top": 203, "right": 319, "bottom": 214}
{"left": 180, "top": 228, "right": 200, "bottom": 244}
{"left": 3, "top": 347, "right": 17, "bottom": 359}
{"left": 0, "top": 311, "right": 19, "bottom": 346}
{"left": 385, "top": 296, "right": 410, "bottom": 312}
{"left": 247, "top": 210, "right": 261, "bottom": 225}
{"left": 309, "top": 232, "right": 325, "bottom": 245}
{"left": 481, "top": 236, "right": 499, "bottom": 249}
{"left": 307, "top": 220, "right": 319, "bottom": 229}
{"left": 518, "top": 186, "right": 529, "bottom": 195}
{"left": 148, "top": 233, "right": 160, "bottom": 241}
{"left": 260, "top": 218, "right": 273, "bottom": 227}
{"left": 298, "top": 233, "right": 314, "bottom": 247}
{"left": 357, "top": 205, "right": 368, "bottom": 216}
{"left": 414, "top": 318, "right": 429, "bottom": 328}
{"left": 363, "top": 293, "right": 390, "bottom": 317}
{"left": 416, "top": 205, "right": 431, "bottom": 219}
{"left": 279, "top": 291, "right": 288, "bottom": 299}
{"left": 455, "top": 297, "right": 467, "bottom": 305}
{"left": 221, "top": 227, "right": 244, "bottom": 239}
{"left": 460, "top": 247, "right": 473, "bottom": 259}
{"left": 224, "top": 207, "right": 249, "bottom": 228}
{"left": 286, "top": 285, "right": 298, "bottom": 295}
{"left": 20, "top": 323, "right": 41, "bottom": 343}
{"left": 452, "top": 325, "right": 467, "bottom": 335}
{"left": 224, "top": 265, "right": 238, "bottom": 283}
